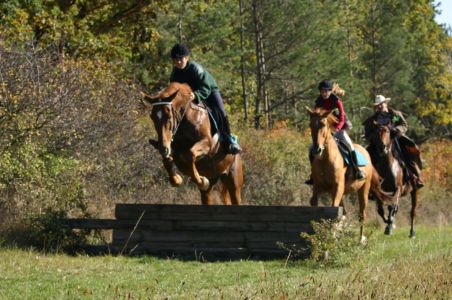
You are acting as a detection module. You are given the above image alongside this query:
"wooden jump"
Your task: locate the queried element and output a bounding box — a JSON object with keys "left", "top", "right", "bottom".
{"left": 68, "top": 204, "right": 343, "bottom": 259}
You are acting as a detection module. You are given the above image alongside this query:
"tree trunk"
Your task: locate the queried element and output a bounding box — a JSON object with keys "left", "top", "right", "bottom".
{"left": 252, "top": 0, "right": 269, "bottom": 129}
{"left": 239, "top": 0, "right": 248, "bottom": 122}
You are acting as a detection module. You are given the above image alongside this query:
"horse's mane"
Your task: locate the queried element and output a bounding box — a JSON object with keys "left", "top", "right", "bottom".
{"left": 160, "top": 82, "right": 193, "bottom": 104}
{"left": 312, "top": 107, "right": 339, "bottom": 127}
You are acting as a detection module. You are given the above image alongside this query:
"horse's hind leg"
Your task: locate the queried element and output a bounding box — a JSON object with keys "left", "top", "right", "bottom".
{"left": 220, "top": 155, "right": 243, "bottom": 205}
{"left": 200, "top": 184, "right": 214, "bottom": 205}
{"left": 409, "top": 188, "right": 420, "bottom": 239}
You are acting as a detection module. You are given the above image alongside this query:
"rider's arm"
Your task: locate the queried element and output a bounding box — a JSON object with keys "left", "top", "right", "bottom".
{"left": 334, "top": 99, "right": 346, "bottom": 130}
{"left": 392, "top": 110, "right": 408, "bottom": 136}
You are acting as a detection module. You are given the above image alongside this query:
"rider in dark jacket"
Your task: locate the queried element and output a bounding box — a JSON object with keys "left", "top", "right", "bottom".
{"left": 363, "top": 95, "right": 424, "bottom": 188}
{"left": 169, "top": 43, "right": 241, "bottom": 154}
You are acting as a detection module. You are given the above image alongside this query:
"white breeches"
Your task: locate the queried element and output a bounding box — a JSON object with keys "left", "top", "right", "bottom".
{"left": 334, "top": 130, "right": 355, "bottom": 151}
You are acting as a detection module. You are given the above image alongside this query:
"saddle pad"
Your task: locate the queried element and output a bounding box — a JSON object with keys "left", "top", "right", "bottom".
{"left": 337, "top": 143, "right": 368, "bottom": 167}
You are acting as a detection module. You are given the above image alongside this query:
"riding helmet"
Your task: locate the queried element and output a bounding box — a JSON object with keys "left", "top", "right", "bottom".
{"left": 170, "top": 43, "right": 190, "bottom": 59}
{"left": 318, "top": 80, "right": 333, "bottom": 91}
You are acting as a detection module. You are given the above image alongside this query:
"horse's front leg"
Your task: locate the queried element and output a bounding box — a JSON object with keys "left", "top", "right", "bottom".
{"left": 188, "top": 138, "right": 211, "bottom": 191}
{"left": 162, "top": 157, "right": 183, "bottom": 186}
{"left": 331, "top": 183, "right": 345, "bottom": 207}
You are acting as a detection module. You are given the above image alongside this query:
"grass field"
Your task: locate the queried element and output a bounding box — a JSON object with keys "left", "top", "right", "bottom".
{"left": 0, "top": 225, "right": 451, "bottom": 299}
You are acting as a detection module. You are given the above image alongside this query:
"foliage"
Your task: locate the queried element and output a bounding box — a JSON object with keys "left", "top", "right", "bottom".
{"left": 25, "top": 209, "right": 86, "bottom": 252}
{"left": 300, "top": 218, "right": 375, "bottom": 266}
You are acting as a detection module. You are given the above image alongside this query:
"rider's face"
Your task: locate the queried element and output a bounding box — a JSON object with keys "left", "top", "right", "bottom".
{"left": 375, "top": 102, "right": 388, "bottom": 112}
{"left": 320, "top": 89, "right": 332, "bottom": 99}
{"left": 173, "top": 56, "right": 189, "bottom": 69}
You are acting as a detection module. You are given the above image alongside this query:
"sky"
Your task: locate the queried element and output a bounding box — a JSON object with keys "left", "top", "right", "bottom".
{"left": 435, "top": 0, "right": 452, "bottom": 28}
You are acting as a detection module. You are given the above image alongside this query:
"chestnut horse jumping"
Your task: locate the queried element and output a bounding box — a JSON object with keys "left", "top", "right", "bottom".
{"left": 367, "top": 122, "right": 421, "bottom": 238}
{"left": 306, "top": 107, "right": 390, "bottom": 243}
{"left": 142, "top": 82, "right": 243, "bottom": 205}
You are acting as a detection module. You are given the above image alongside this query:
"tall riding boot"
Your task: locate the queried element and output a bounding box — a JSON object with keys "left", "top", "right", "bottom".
{"left": 408, "top": 162, "right": 424, "bottom": 188}
{"left": 305, "top": 150, "right": 315, "bottom": 185}
{"left": 351, "top": 150, "right": 366, "bottom": 180}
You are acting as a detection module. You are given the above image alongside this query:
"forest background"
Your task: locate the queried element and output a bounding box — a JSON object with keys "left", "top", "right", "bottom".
{"left": 0, "top": 0, "right": 450, "bottom": 243}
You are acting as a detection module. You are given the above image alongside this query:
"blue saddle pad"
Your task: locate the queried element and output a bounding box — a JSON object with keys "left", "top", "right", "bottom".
{"left": 337, "top": 142, "right": 368, "bottom": 167}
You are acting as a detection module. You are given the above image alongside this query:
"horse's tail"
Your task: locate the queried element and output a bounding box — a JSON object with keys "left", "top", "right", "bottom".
{"left": 370, "top": 166, "right": 396, "bottom": 203}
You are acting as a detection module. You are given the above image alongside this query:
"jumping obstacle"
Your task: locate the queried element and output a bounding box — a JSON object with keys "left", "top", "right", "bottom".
{"left": 68, "top": 204, "right": 343, "bottom": 259}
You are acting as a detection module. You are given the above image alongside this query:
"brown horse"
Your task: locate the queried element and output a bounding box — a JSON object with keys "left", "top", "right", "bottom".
{"left": 142, "top": 82, "right": 243, "bottom": 205}
{"left": 367, "top": 122, "right": 420, "bottom": 238}
{"left": 306, "top": 107, "right": 393, "bottom": 243}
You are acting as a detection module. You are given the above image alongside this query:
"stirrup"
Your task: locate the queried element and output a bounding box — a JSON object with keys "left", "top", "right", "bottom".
{"left": 415, "top": 179, "right": 424, "bottom": 189}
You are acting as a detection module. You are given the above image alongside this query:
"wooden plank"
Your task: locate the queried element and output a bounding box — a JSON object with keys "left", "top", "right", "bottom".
{"left": 112, "top": 230, "right": 307, "bottom": 245}
{"left": 115, "top": 204, "right": 342, "bottom": 222}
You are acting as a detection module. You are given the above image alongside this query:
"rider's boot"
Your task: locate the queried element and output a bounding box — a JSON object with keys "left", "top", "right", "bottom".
{"left": 227, "top": 136, "right": 242, "bottom": 154}
{"left": 351, "top": 150, "right": 366, "bottom": 180}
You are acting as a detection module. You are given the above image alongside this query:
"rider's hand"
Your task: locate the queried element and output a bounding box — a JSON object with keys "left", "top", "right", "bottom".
{"left": 391, "top": 128, "right": 401, "bottom": 138}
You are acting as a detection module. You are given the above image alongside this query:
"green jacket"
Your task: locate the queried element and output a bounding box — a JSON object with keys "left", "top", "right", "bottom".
{"left": 169, "top": 60, "right": 219, "bottom": 102}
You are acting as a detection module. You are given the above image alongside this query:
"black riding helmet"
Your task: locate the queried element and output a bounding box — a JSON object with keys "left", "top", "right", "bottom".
{"left": 318, "top": 80, "right": 333, "bottom": 91}
{"left": 170, "top": 43, "right": 190, "bottom": 59}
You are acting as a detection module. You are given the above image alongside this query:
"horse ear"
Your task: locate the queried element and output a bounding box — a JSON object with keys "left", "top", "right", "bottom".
{"left": 141, "top": 91, "right": 160, "bottom": 106}
{"left": 164, "top": 89, "right": 179, "bottom": 102}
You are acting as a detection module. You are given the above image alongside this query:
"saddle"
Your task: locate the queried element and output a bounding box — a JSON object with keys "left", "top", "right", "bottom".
{"left": 336, "top": 139, "right": 368, "bottom": 167}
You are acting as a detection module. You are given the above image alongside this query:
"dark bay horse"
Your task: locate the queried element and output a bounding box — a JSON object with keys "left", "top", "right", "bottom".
{"left": 367, "top": 122, "right": 421, "bottom": 238}
{"left": 142, "top": 82, "right": 243, "bottom": 205}
{"left": 306, "top": 107, "right": 393, "bottom": 243}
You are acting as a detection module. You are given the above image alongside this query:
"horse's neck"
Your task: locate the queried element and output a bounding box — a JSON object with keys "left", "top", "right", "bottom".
{"left": 321, "top": 134, "right": 340, "bottom": 162}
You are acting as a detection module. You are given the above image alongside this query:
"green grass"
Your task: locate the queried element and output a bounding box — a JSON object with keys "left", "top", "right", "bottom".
{"left": 0, "top": 225, "right": 451, "bottom": 299}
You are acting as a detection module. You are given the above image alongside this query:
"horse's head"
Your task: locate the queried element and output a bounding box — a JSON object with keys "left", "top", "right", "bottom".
{"left": 306, "top": 106, "right": 337, "bottom": 157}
{"left": 142, "top": 83, "right": 192, "bottom": 158}
{"left": 371, "top": 121, "right": 392, "bottom": 156}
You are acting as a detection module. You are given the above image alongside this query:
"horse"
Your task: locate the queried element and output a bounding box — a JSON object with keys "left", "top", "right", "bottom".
{"left": 366, "top": 122, "right": 420, "bottom": 238}
{"left": 306, "top": 107, "right": 393, "bottom": 243}
{"left": 142, "top": 82, "right": 243, "bottom": 205}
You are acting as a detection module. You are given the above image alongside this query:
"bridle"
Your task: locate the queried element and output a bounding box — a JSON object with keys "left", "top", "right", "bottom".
{"left": 151, "top": 101, "right": 187, "bottom": 142}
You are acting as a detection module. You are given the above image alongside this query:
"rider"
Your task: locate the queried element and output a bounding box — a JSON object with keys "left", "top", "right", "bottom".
{"left": 305, "top": 80, "right": 366, "bottom": 185}
{"left": 168, "top": 43, "right": 242, "bottom": 154}
{"left": 363, "top": 95, "right": 424, "bottom": 188}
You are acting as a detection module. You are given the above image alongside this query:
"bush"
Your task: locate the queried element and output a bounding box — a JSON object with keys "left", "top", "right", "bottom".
{"left": 300, "top": 218, "right": 376, "bottom": 267}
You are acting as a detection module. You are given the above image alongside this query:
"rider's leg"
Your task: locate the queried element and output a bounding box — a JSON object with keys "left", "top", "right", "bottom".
{"left": 334, "top": 130, "right": 366, "bottom": 180}
{"left": 207, "top": 91, "right": 241, "bottom": 154}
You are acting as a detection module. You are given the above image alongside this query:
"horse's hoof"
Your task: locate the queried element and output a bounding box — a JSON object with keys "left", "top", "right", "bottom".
{"left": 198, "top": 177, "right": 210, "bottom": 191}
{"left": 359, "top": 236, "right": 367, "bottom": 245}
{"left": 384, "top": 226, "right": 393, "bottom": 235}
{"left": 170, "top": 174, "right": 183, "bottom": 187}
{"left": 409, "top": 231, "right": 416, "bottom": 239}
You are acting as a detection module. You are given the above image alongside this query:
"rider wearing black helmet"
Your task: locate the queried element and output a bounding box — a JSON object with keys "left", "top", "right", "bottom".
{"left": 168, "top": 43, "right": 242, "bottom": 154}
{"left": 305, "top": 80, "right": 366, "bottom": 184}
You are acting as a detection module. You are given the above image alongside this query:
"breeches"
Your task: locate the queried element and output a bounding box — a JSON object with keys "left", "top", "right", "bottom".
{"left": 334, "top": 130, "right": 355, "bottom": 151}
{"left": 205, "top": 91, "right": 231, "bottom": 135}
